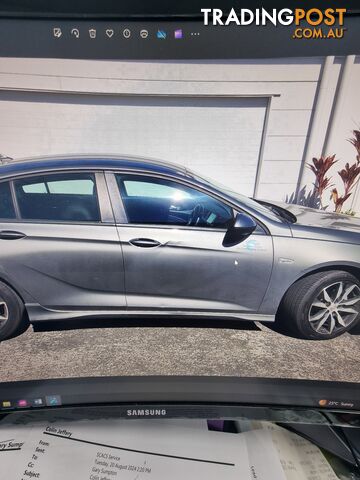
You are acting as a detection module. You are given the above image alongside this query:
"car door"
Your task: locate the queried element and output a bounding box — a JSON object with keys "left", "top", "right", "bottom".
{"left": 107, "top": 172, "right": 274, "bottom": 314}
{"left": 0, "top": 171, "right": 126, "bottom": 310}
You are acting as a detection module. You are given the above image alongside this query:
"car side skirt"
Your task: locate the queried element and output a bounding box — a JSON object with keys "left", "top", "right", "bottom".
{"left": 25, "top": 304, "right": 275, "bottom": 323}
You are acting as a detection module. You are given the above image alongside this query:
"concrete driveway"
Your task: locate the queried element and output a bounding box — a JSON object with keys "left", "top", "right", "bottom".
{"left": 1, "top": 321, "right": 359, "bottom": 382}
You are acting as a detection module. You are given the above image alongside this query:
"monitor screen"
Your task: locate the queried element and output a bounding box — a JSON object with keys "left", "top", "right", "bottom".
{"left": 0, "top": 3, "right": 359, "bottom": 477}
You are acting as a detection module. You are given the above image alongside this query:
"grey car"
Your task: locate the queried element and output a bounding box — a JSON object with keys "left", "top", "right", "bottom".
{"left": 0, "top": 155, "right": 359, "bottom": 341}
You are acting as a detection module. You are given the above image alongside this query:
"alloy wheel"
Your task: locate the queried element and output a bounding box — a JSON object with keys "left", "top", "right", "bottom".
{"left": 308, "top": 281, "right": 360, "bottom": 335}
{"left": 0, "top": 299, "right": 9, "bottom": 328}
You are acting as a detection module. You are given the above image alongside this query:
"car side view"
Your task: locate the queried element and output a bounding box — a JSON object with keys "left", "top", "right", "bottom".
{"left": 0, "top": 155, "right": 359, "bottom": 341}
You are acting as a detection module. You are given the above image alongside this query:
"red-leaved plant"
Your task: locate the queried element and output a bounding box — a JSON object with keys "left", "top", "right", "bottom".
{"left": 349, "top": 128, "right": 360, "bottom": 163}
{"left": 330, "top": 130, "right": 360, "bottom": 213}
{"left": 307, "top": 155, "right": 337, "bottom": 209}
{"left": 309, "top": 129, "right": 360, "bottom": 214}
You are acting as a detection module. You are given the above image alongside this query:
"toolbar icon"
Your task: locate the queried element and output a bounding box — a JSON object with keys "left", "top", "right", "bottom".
{"left": 106, "top": 29, "right": 114, "bottom": 38}
{"left": 123, "top": 28, "right": 131, "bottom": 39}
{"left": 71, "top": 28, "right": 80, "bottom": 39}
{"left": 140, "top": 29, "right": 149, "bottom": 39}
{"left": 33, "top": 398, "right": 44, "bottom": 407}
{"left": 2, "top": 401, "right": 11, "bottom": 408}
{"left": 174, "top": 29, "right": 183, "bottom": 39}
{"left": 53, "top": 27, "right": 62, "bottom": 38}
{"left": 89, "top": 29, "right": 97, "bottom": 39}
{"left": 157, "top": 30, "right": 167, "bottom": 39}
{"left": 17, "top": 399, "right": 28, "bottom": 408}
{"left": 46, "top": 395, "right": 62, "bottom": 407}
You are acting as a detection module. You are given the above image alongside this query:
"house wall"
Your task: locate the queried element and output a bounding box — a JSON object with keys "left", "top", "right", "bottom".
{"left": 326, "top": 59, "right": 360, "bottom": 213}
{"left": 0, "top": 56, "right": 359, "bottom": 213}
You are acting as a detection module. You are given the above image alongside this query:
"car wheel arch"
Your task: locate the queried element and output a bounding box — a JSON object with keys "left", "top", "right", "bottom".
{"left": 0, "top": 275, "right": 28, "bottom": 307}
{"left": 275, "top": 264, "right": 360, "bottom": 320}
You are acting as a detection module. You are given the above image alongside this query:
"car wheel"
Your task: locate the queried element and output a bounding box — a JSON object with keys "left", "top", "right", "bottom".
{"left": 278, "top": 271, "right": 360, "bottom": 340}
{"left": 0, "top": 281, "right": 28, "bottom": 342}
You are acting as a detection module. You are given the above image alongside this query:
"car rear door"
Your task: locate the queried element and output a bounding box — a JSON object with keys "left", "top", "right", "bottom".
{"left": 0, "top": 171, "right": 126, "bottom": 312}
{"left": 106, "top": 172, "right": 273, "bottom": 315}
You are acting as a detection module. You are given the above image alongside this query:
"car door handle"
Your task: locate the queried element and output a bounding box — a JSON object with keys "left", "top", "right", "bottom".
{"left": 0, "top": 230, "right": 27, "bottom": 240}
{"left": 129, "top": 238, "right": 162, "bottom": 248}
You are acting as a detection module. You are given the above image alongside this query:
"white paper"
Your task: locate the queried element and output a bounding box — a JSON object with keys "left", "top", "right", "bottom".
{"left": 242, "top": 429, "right": 287, "bottom": 480}
{"left": 0, "top": 419, "right": 250, "bottom": 480}
{"left": 242, "top": 421, "right": 339, "bottom": 480}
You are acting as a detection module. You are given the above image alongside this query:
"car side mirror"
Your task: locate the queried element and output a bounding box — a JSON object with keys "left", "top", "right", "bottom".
{"left": 222, "top": 213, "right": 257, "bottom": 247}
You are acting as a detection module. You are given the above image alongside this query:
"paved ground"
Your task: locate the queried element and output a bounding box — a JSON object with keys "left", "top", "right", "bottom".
{"left": 1, "top": 320, "right": 359, "bottom": 382}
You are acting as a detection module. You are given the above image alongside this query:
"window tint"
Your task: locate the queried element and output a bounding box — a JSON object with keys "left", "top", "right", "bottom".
{"left": 23, "top": 182, "right": 47, "bottom": 194}
{"left": 0, "top": 182, "right": 16, "bottom": 219}
{"left": 15, "top": 173, "right": 101, "bottom": 222}
{"left": 21, "top": 179, "right": 95, "bottom": 195}
{"left": 124, "top": 180, "right": 186, "bottom": 199}
{"left": 116, "top": 175, "right": 233, "bottom": 228}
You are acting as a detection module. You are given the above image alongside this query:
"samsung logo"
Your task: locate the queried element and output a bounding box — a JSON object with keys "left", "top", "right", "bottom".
{"left": 126, "top": 409, "right": 167, "bottom": 417}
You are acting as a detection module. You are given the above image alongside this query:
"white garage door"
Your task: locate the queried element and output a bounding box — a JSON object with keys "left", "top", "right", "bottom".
{"left": 0, "top": 92, "right": 267, "bottom": 196}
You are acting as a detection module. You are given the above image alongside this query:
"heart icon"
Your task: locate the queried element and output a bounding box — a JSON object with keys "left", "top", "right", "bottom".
{"left": 106, "top": 29, "right": 114, "bottom": 38}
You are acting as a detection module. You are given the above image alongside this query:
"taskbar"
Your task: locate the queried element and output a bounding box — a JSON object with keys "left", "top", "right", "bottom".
{"left": 0, "top": 376, "right": 359, "bottom": 416}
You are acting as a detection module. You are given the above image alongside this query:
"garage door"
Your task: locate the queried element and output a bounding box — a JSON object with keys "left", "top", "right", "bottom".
{"left": 0, "top": 92, "right": 267, "bottom": 196}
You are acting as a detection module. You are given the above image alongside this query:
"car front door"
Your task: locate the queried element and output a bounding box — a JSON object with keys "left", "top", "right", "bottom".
{"left": 107, "top": 172, "right": 273, "bottom": 315}
{"left": 0, "top": 171, "right": 126, "bottom": 312}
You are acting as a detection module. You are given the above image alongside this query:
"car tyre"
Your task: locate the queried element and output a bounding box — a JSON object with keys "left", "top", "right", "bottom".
{"left": 277, "top": 271, "right": 360, "bottom": 340}
{"left": 0, "top": 281, "right": 28, "bottom": 342}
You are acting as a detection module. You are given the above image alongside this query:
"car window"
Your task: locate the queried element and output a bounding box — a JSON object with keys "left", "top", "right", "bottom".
{"left": 123, "top": 180, "right": 181, "bottom": 199}
{"left": 116, "top": 174, "right": 234, "bottom": 228}
{"left": 22, "top": 182, "right": 48, "bottom": 194}
{"left": 14, "top": 173, "right": 101, "bottom": 222}
{"left": 0, "top": 182, "right": 16, "bottom": 219}
{"left": 21, "top": 179, "right": 95, "bottom": 195}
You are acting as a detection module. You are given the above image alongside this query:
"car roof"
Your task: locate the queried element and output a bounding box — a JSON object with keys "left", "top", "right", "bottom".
{"left": 0, "top": 154, "right": 189, "bottom": 179}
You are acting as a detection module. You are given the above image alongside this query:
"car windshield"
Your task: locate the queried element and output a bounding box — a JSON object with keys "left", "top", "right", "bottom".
{"left": 189, "top": 170, "right": 283, "bottom": 222}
